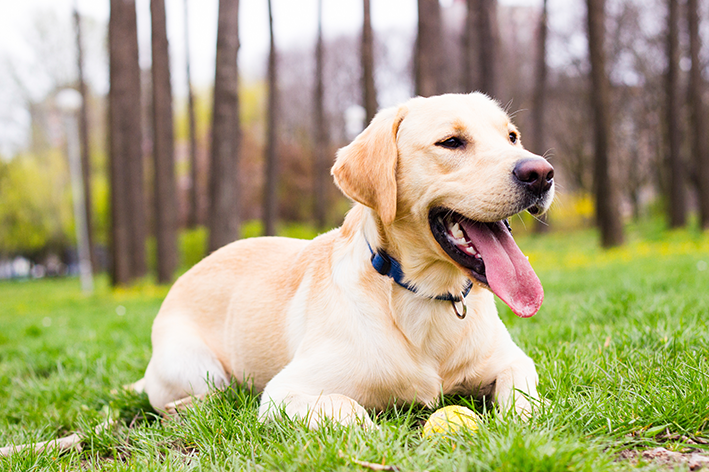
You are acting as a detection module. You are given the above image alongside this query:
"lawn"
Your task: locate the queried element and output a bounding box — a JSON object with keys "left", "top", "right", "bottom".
{"left": 1, "top": 222, "right": 709, "bottom": 471}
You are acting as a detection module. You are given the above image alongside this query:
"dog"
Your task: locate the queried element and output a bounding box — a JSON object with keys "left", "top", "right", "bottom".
{"left": 139, "top": 92, "right": 554, "bottom": 428}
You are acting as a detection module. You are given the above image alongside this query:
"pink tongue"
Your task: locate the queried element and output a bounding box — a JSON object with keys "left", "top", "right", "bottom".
{"left": 458, "top": 221, "right": 543, "bottom": 317}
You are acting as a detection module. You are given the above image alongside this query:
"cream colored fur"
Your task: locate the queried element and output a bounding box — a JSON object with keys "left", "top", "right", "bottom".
{"left": 140, "top": 92, "right": 553, "bottom": 427}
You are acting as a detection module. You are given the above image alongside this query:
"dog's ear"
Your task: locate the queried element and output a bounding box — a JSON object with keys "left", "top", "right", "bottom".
{"left": 331, "top": 106, "right": 407, "bottom": 225}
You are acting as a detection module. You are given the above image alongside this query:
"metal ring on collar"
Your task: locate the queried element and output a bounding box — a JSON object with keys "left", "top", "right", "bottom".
{"left": 451, "top": 293, "right": 467, "bottom": 319}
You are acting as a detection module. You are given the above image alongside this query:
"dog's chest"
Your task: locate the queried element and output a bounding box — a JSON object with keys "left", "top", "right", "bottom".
{"left": 280, "top": 256, "right": 500, "bottom": 410}
{"left": 354, "top": 336, "right": 480, "bottom": 409}
{"left": 352, "top": 301, "right": 491, "bottom": 409}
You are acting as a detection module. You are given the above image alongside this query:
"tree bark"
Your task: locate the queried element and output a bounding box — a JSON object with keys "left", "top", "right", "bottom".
{"left": 151, "top": 0, "right": 178, "bottom": 283}
{"left": 313, "top": 0, "right": 328, "bottom": 230}
{"left": 475, "top": 0, "right": 498, "bottom": 98}
{"left": 586, "top": 0, "right": 624, "bottom": 247}
{"left": 531, "top": 0, "right": 549, "bottom": 233}
{"left": 73, "top": 9, "right": 97, "bottom": 272}
{"left": 463, "top": 0, "right": 476, "bottom": 93}
{"left": 263, "top": 0, "right": 279, "bottom": 236}
{"left": 184, "top": 0, "right": 199, "bottom": 229}
{"left": 208, "top": 0, "right": 241, "bottom": 252}
{"left": 688, "top": 0, "right": 709, "bottom": 229}
{"left": 666, "top": 0, "right": 686, "bottom": 228}
{"left": 415, "top": 0, "right": 443, "bottom": 97}
{"left": 362, "top": 0, "right": 378, "bottom": 125}
{"left": 531, "top": 0, "right": 548, "bottom": 158}
{"left": 109, "top": 0, "right": 147, "bottom": 284}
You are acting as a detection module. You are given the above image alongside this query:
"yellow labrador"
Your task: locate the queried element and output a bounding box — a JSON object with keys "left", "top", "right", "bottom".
{"left": 141, "top": 92, "right": 554, "bottom": 427}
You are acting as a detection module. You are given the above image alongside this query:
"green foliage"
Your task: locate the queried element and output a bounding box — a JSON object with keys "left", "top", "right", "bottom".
{"left": 0, "top": 151, "right": 73, "bottom": 257}
{"left": 179, "top": 226, "right": 208, "bottom": 271}
{"left": 240, "top": 219, "right": 263, "bottom": 239}
{"left": 91, "top": 170, "right": 110, "bottom": 248}
{"left": 145, "top": 236, "right": 157, "bottom": 277}
{"left": 278, "top": 222, "right": 322, "bottom": 240}
{"left": 173, "top": 88, "right": 212, "bottom": 143}
{"left": 122, "top": 222, "right": 319, "bottom": 284}
{"left": 239, "top": 80, "right": 266, "bottom": 126}
{"left": 175, "top": 222, "right": 319, "bottom": 277}
{"left": 241, "top": 219, "right": 321, "bottom": 240}
{"left": 173, "top": 82, "right": 264, "bottom": 146}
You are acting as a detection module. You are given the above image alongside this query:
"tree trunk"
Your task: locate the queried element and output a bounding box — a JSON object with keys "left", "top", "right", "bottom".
{"left": 530, "top": 0, "right": 548, "bottom": 158}
{"left": 362, "top": 0, "right": 378, "bottom": 125}
{"left": 688, "top": 0, "right": 709, "bottom": 229}
{"left": 208, "top": 0, "right": 241, "bottom": 252}
{"left": 151, "top": 0, "right": 178, "bottom": 283}
{"left": 531, "top": 0, "right": 549, "bottom": 233}
{"left": 263, "top": 0, "right": 279, "bottom": 236}
{"left": 184, "top": 0, "right": 199, "bottom": 229}
{"left": 666, "top": 0, "right": 686, "bottom": 228}
{"left": 475, "top": 0, "right": 498, "bottom": 98}
{"left": 463, "top": 0, "right": 476, "bottom": 93}
{"left": 415, "top": 0, "right": 443, "bottom": 97}
{"left": 313, "top": 0, "right": 328, "bottom": 230}
{"left": 586, "top": 0, "right": 624, "bottom": 247}
{"left": 109, "top": 0, "right": 147, "bottom": 284}
{"left": 73, "top": 8, "right": 97, "bottom": 272}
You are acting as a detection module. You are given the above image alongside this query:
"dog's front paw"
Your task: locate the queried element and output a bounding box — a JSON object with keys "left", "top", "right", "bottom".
{"left": 494, "top": 357, "right": 539, "bottom": 419}
{"left": 304, "top": 394, "right": 374, "bottom": 429}
{"left": 497, "top": 388, "right": 535, "bottom": 419}
{"left": 259, "top": 392, "right": 374, "bottom": 429}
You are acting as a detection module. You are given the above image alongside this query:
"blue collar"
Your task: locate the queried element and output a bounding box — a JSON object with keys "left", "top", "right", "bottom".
{"left": 366, "top": 240, "right": 472, "bottom": 303}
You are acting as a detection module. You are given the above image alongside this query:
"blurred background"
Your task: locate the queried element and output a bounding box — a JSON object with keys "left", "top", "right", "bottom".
{"left": 0, "top": 0, "right": 707, "bottom": 286}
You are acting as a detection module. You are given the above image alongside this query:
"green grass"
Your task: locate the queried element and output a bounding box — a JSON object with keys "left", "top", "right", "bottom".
{"left": 1, "top": 222, "right": 709, "bottom": 471}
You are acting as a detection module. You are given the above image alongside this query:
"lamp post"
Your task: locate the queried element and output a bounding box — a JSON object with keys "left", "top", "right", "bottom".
{"left": 56, "top": 88, "right": 93, "bottom": 294}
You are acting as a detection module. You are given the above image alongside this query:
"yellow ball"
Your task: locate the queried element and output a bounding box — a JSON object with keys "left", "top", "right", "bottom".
{"left": 422, "top": 405, "right": 478, "bottom": 439}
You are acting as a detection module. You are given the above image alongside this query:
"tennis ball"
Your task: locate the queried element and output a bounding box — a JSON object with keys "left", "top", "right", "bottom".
{"left": 422, "top": 405, "right": 478, "bottom": 439}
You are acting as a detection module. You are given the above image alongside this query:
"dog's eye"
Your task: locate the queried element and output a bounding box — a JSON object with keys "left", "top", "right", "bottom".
{"left": 436, "top": 137, "right": 465, "bottom": 149}
{"left": 509, "top": 131, "right": 519, "bottom": 144}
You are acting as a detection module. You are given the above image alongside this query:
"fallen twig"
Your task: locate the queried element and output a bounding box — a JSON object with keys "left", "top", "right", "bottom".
{"left": 338, "top": 450, "right": 401, "bottom": 471}
{"left": 350, "top": 458, "right": 401, "bottom": 471}
{"left": 0, "top": 419, "right": 115, "bottom": 457}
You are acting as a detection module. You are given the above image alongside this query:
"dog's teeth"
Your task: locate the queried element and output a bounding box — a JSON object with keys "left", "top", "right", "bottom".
{"left": 463, "top": 245, "right": 480, "bottom": 258}
{"left": 450, "top": 223, "right": 464, "bottom": 240}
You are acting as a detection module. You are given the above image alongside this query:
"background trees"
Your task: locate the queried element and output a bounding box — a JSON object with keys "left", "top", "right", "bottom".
{"left": 688, "top": 0, "right": 709, "bottom": 230}
{"left": 262, "top": 0, "right": 279, "bottom": 237}
{"left": 184, "top": 0, "right": 200, "bottom": 230}
{"left": 361, "top": 0, "right": 378, "bottom": 125}
{"left": 208, "top": 0, "right": 241, "bottom": 253}
{"left": 108, "top": 0, "right": 147, "bottom": 285}
{"left": 150, "top": 0, "right": 178, "bottom": 284}
{"left": 72, "top": 8, "right": 97, "bottom": 272}
{"left": 415, "top": 0, "right": 443, "bottom": 97}
{"left": 471, "top": 0, "right": 498, "bottom": 97}
{"left": 586, "top": 0, "right": 624, "bottom": 247}
{"left": 313, "top": 0, "right": 329, "bottom": 230}
{"left": 2, "top": 0, "right": 709, "bottom": 284}
{"left": 666, "top": 0, "right": 686, "bottom": 228}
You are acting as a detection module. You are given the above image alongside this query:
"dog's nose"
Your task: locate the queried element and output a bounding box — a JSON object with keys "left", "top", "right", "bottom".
{"left": 513, "top": 158, "right": 554, "bottom": 196}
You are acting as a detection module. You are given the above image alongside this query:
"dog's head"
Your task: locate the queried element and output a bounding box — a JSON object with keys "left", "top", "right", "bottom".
{"left": 332, "top": 93, "right": 554, "bottom": 318}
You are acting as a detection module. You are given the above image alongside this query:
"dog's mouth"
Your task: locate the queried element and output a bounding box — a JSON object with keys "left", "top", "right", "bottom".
{"left": 429, "top": 208, "right": 543, "bottom": 318}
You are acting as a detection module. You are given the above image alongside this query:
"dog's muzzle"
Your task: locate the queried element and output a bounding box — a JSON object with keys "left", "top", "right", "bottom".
{"left": 512, "top": 158, "right": 554, "bottom": 215}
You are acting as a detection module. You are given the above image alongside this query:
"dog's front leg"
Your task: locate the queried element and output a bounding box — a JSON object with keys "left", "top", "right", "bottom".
{"left": 258, "top": 368, "right": 373, "bottom": 429}
{"left": 493, "top": 354, "right": 539, "bottom": 417}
